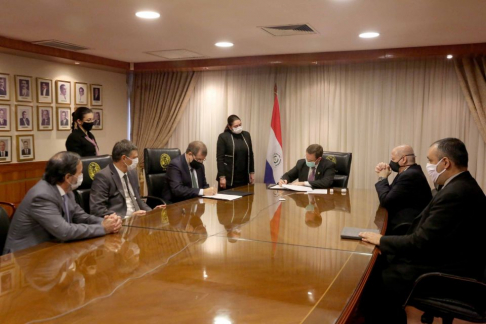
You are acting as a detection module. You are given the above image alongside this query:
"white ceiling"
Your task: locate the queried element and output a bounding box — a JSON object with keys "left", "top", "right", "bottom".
{"left": 1, "top": 0, "right": 486, "bottom": 63}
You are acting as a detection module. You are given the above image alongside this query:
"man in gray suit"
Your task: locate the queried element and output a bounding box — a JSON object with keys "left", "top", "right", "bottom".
{"left": 90, "top": 140, "right": 164, "bottom": 218}
{"left": 3, "top": 151, "right": 122, "bottom": 254}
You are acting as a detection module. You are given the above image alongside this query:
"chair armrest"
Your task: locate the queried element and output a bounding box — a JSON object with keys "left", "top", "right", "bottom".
{"left": 0, "top": 202, "right": 16, "bottom": 218}
{"left": 141, "top": 196, "right": 167, "bottom": 206}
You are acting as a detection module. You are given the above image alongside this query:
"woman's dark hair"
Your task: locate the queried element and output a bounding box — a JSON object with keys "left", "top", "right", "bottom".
{"left": 71, "top": 107, "right": 92, "bottom": 131}
{"left": 44, "top": 151, "right": 81, "bottom": 185}
{"left": 225, "top": 114, "right": 241, "bottom": 131}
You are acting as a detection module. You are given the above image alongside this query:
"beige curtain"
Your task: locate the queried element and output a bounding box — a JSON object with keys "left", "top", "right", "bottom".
{"left": 132, "top": 71, "right": 200, "bottom": 163}
{"left": 454, "top": 57, "right": 486, "bottom": 143}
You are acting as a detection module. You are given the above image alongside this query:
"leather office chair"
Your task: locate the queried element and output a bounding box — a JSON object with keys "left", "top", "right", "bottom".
{"left": 322, "top": 151, "right": 352, "bottom": 188}
{"left": 75, "top": 155, "right": 112, "bottom": 213}
{"left": 404, "top": 271, "right": 486, "bottom": 324}
{"left": 0, "top": 202, "right": 15, "bottom": 255}
{"left": 144, "top": 148, "right": 181, "bottom": 207}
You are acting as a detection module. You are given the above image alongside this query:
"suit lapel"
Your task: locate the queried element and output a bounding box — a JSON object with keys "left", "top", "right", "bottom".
{"left": 302, "top": 163, "right": 309, "bottom": 180}
{"left": 181, "top": 154, "right": 192, "bottom": 185}
{"left": 109, "top": 164, "right": 126, "bottom": 197}
{"left": 127, "top": 171, "right": 139, "bottom": 198}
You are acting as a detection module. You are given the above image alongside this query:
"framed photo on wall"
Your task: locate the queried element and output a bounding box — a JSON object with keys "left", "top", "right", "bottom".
{"left": 92, "top": 108, "right": 103, "bottom": 130}
{"left": 56, "top": 80, "right": 71, "bottom": 105}
{"left": 37, "top": 106, "right": 53, "bottom": 131}
{"left": 75, "top": 82, "right": 88, "bottom": 105}
{"left": 90, "top": 84, "right": 103, "bottom": 106}
{"left": 36, "top": 78, "right": 53, "bottom": 104}
{"left": 15, "top": 75, "right": 33, "bottom": 102}
{"left": 57, "top": 107, "right": 71, "bottom": 131}
{"left": 0, "top": 136, "right": 12, "bottom": 163}
{"left": 16, "top": 105, "right": 33, "bottom": 131}
{"left": 0, "top": 269, "right": 16, "bottom": 296}
{"left": 16, "top": 134, "right": 35, "bottom": 162}
{"left": 0, "top": 105, "right": 10, "bottom": 131}
{"left": 0, "top": 73, "right": 10, "bottom": 101}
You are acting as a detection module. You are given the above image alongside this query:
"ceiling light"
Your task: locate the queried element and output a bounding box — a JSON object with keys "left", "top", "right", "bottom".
{"left": 270, "top": 61, "right": 282, "bottom": 64}
{"left": 215, "top": 42, "right": 234, "bottom": 48}
{"left": 447, "top": 54, "right": 453, "bottom": 59}
{"left": 74, "top": 62, "right": 80, "bottom": 65}
{"left": 136, "top": 11, "right": 160, "bottom": 19}
{"left": 359, "top": 32, "right": 380, "bottom": 39}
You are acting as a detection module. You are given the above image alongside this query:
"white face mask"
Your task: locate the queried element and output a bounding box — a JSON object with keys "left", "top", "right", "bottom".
{"left": 125, "top": 157, "right": 139, "bottom": 171}
{"left": 426, "top": 158, "right": 446, "bottom": 184}
{"left": 70, "top": 174, "right": 83, "bottom": 191}
{"left": 231, "top": 126, "right": 243, "bottom": 134}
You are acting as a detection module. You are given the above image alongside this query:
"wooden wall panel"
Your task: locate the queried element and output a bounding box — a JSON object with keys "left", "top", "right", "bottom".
{"left": 0, "top": 161, "right": 46, "bottom": 207}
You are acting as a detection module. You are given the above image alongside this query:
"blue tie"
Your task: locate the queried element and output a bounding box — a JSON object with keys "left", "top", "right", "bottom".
{"left": 62, "top": 195, "right": 71, "bottom": 223}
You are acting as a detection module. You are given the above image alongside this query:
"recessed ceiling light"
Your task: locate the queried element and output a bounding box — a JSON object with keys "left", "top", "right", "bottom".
{"left": 135, "top": 11, "right": 160, "bottom": 19}
{"left": 74, "top": 62, "right": 80, "bottom": 65}
{"left": 359, "top": 32, "right": 380, "bottom": 38}
{"left": 270, "top": 61, "right": 282, "bottom": 64}
{"left": 215, "top": 42, "right": 234, "bottom": 48}
{"left": 447, "top": 54, "right": 453, "bottom": 59}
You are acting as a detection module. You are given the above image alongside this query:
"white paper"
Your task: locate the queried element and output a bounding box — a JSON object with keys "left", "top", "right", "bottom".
{"left": 307, "top": 189, "right": 328, "bottom": 194}
{"left": 282, "top": 184, "right": 312, "bottom": 192}
{"left": 269, "top": 185, "right": 285, "bottom": 189}
{"left": 202, "top": 194, "right": 242, "bottom": 201}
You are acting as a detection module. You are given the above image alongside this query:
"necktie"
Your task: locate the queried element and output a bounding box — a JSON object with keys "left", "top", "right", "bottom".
{"left": 190, "top": 169, "right": 198, "bottom": 188}
{"left": 308, "top": 167, "right": 316, "bottom": 181}
{"left": 62, "top": 195, "right": 71, "bottom": 223}
{"left": 123, "top": 174, "right": 140, "bottom": 211}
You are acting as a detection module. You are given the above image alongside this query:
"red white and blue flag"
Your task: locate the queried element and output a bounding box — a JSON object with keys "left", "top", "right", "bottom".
{"left": 264, "top": 84, "right": 284, "bottom": 184}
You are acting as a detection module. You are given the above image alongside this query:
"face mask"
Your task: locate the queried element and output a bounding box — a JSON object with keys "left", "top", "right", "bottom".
{"left": 389, "top": 158, "right": 401, "bottom": 173}
{"left": 426, "top": 158, "right": 446, "bottom": 184}
{"left": 305, "top": 204, "right": 315, "bottom": 212}
{"left": 231, "top": 126, "right": 243, "bottom": 134}
{"left": 70, "top": 174, "right": 83, "bottom": 191}
{"left": 124, "top": 157, "right": 139, "bottom": 171}
{"left": 306, "top": 159, "right": 319, "bottom": 168}
{"left": 82, "top": 122, "right": 94, "bottom": 131}
{"left": 190, "top": 159, "right": 202, "bottom": 170}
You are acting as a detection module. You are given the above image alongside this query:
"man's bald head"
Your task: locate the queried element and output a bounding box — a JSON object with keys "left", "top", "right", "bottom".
{"left": 391, "top": 145, "right": 416, "bottom": 164}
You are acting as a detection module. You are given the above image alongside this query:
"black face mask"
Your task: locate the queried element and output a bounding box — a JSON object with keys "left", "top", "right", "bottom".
{"left": 190, "top": 159, "right": 202, "bottom": 170}
{"left": 82, "top": 122, "right": 94, "bottom": 131}
{"left": 389, "top": 159, "right": 401, "bottom": 173}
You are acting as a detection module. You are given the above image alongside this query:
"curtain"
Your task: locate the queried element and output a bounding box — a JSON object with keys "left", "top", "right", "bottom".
{"left": 454, "top": 57, "right": 486, "bottom": 143}
{"left": 167, "top": 59, "right": 486, "bottom": 191}
{"left": 131, "top": 71, "right": 199, "bottom": 164}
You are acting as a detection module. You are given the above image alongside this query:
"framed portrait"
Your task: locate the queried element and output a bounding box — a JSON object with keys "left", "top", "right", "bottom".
{"left": 36, "top": 78, "right": 53, "bottom": 104}
{"left": 91, "top": 108, "right": 103, "bottom": 130}
{"left": 56, "top": 80, "right": 71, "bottom": 105}
{"left": 37, "top": 106, "right": 53, "bottom": 131}
{"left": 75, "top": 82, "right": 88, "bottom": 105}
{"left": 0, "top": 269, "right": 15, "bottom": 296}
{"left": 15, "top": 105, "right": 33, "bottom": 131}
{"left": 0, "top": 73, "right": 10, "bottom": 101}
{"left": 0, "top": 136, "right": 12, "bottom": 163}
{"left": 16, "top": 134, "right": 35, "bottom": 162}
{"left": 0, "top": 105, "right": 10, "bottom": 131}
{"left": 15, "top": 75, "right": 33, "bottom": 102}
{"left": 57, "top": 107, "right": 71, "bottom": 131}
{"left": 90, "top": 84, "right": 103, "bottom": 106}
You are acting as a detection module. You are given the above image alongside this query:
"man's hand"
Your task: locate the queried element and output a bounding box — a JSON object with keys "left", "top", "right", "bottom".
{"left": 102, "top": 215, "right": 122, "bottom": 234}
{"left": 378, "top": 165, "right": 391, "bottom": 178}
{"left": 375, "top": 162, "right": 387, "bottom": 173}
{"left": 154, "top": 204, "right": 166, "bottom": 209}
{"left": 249, "top": 173, "right": 255, "bottom": 184}
{"left": 359, "top": 232, "right": 383, "bottom": 245}
{"left": 219, "top": 178, "right": 227, "bottom": 189}
{"left": 132, "top": 210, "right": 147, "bottom": 217}
{"left": 203, "top": 187, "right": 215, "bottom": 196}
{"left": 278, "top": 179, "right": 287, "bottom": 186}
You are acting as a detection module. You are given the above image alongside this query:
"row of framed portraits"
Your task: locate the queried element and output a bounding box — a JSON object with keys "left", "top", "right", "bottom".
{"left": 0, "top": 105, "right": 103, "bottom": 132}
{"left": 0, "top": 134, "right": 35, "bottom": 163}
{"left": 0, "top": 73, "right": 103, "bottom": 106}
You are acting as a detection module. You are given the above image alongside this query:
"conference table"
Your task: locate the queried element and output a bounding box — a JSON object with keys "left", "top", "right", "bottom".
{"left": 0, "top": 183, "right": 386, "bottom": 324}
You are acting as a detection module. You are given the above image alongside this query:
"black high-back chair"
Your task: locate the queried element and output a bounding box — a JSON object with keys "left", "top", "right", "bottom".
{"left": 144, "top": 148, "right": 181, "bottom": 207}
{"left": 0, "top": 202, "right": 15, "bottom": 255}
{"left": 322, "top": 151, "right": 352, "bottom": 188}
{"left": 75, "top": 155, "right": 112, "bottom": 213}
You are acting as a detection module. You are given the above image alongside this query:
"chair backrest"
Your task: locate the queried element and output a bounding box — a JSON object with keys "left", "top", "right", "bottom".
{"left": 144, "top": 148, "right": 181, "bottom": 198}
{"left": 75, "top": 155, "right": 112, "bottom": 213}
{"left": 322, "top": 151, "right": 352, "bottom": 188}
{"left": 0, "top": 206, "right": 10, "bottom": 255}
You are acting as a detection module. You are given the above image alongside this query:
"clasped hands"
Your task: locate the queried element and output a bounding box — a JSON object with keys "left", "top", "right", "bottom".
{"left": 375, "top": 162, "right": 391, "bottom": 178}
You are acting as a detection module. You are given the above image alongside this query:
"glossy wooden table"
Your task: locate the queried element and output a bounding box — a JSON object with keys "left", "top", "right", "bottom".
{"left": 0, "top": 184, "right": 386, "bottom": 324}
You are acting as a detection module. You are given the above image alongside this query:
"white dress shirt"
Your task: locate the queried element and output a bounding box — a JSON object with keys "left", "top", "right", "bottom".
{"left": 114, "top": 165, "right": 136, "bottom": 216}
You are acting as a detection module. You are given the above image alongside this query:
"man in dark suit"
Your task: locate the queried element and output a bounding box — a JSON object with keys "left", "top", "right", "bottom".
{"left": 278, "top": 144, "right": 335, "bottom": 189}
{"left": 21, "top": 141, "right": 31, "bottom": 156}
{"left": 0, "top": 140, "right": 8, "bottom": 157}
{"left": 60, "top": 111, "right": 69, "bottom": 126}
{"left": 360, "top": 138, "right": 486, "bottom": 323}
{"left": 0, "top": 78, "right": 6, "bottom": 96}
{"left": 90, "top": 140, "right": 163, "bottom": 218}
{"left": 0, "top": 109, "right": 7, "bottom": 126}
{"left": 374, "top": 145, "right": 432, "bottom": 234}
{"left": 3, "top": 151, "right": 122, "bottom": 254}
{"left": 40, "top": 82, "right": 50, "bottom": 96}
{"left": 163, "top": 141, "right": 215, "bottom": 203}
{"left": 41, "top": 110, "right": 50, "bottom": 126}
{"left": 19, "top": 110, "right": 30, "bottom": 126}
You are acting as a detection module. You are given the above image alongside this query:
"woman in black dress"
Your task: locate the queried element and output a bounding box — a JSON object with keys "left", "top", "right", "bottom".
{"left": 65, "top": 107, "right": 99, "bottom": 157}
{"left": 216, "top": 115, "right": 255, "bottom": 189}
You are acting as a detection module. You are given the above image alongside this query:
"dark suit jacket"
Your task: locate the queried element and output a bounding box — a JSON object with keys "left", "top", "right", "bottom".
{"left": 41, "top": 118, "right": 50, "bottom": 126}
{"left": 0, "top": 118, "right": 7, "bottom": 125}
{"left": 281, "top": 158, "right": 335, "bottom": 189}
{"left": 375, "top": 164, "right": 432, "bottom": 233}
{"left": 0, "top": 150, "right": 7, "bottom": 157}
{"left": 65, "top": 128, "right": 98, "bottom": 157}
{"left": 22, "top": 148, "right": 31, "bottom": 155}
{"left": 4, "top": 180, "right": 105, "bottom": 254}
{"left": 163, "top": 153, "right": 209, "bottom": 203}
{"left": 61, "top": 119, "right": 69, "bottom": 126}
{"left": 20, "top": 118, "right": 30, "bottom": 126}
{"left": 90, "top": 164, "right": 151, "bottom": 218}
{"left": 380, "top": 171, "right": 486, "bottom": 283}
{"left": 0, "top": 88, "right": 6, "bottom": 95}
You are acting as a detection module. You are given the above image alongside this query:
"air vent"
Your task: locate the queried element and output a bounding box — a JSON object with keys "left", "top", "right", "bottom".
{"left": 260, "top": 24, "right": 318, "bottom": 36}
{"left": 32, "top": 40, "right": 89, "bottom": 51}
{"left": 145, "top": 49, "right": 205, "bottom": 60}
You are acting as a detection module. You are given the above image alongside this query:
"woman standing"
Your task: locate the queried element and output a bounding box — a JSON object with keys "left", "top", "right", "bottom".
{"left": 216, "top": 115, "right": 255, "bottom": 189}
{"left": 65, "top": 107, "right": 99, "bottom": 157}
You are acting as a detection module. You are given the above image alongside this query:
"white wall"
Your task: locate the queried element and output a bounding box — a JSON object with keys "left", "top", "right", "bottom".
{"left": 0, "top": 52, "right": 127, "bottom": 162}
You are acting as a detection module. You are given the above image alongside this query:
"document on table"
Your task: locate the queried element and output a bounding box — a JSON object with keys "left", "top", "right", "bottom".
{"left": 268, "top": 184, "right": 285, "bottom": 189}
{"left": 306, "top": 189, "right": 328, "bottom": 194}
{"left": 203, "top": 194, "right": 243, "bottom": 201}
{"left": 340, "top": 227, "right": 380, "bottom": 240}
{"left": 282, "top": 184, "right": 312, "bottom": 192}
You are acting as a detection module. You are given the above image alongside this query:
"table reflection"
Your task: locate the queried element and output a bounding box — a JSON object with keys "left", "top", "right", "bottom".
{"left": 217, "top": 195, "right": 253, "bottom": 242}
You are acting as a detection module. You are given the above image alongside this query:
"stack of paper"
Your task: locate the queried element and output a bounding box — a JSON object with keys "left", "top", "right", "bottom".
{"left": 202, "top": 194, "right": 242, "bottom": 201}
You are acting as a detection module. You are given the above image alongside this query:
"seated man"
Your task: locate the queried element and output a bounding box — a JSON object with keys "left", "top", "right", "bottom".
{"left": 163, "top": 141, "right": 215, "bottom": 203}
{"left": 360, "top": 138, "right": 486, "bottom": 323}
{"left": 278, "top": 144, "right": 335, "bottom": 189}
{"left": 90, "top": 139, "right": 162, "bottom": 218}
{"left": 4, "top": 151, "right": 122, "bottom": 254}
{"left": 375, "top": 144, "right": 432, "bottom": 234}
